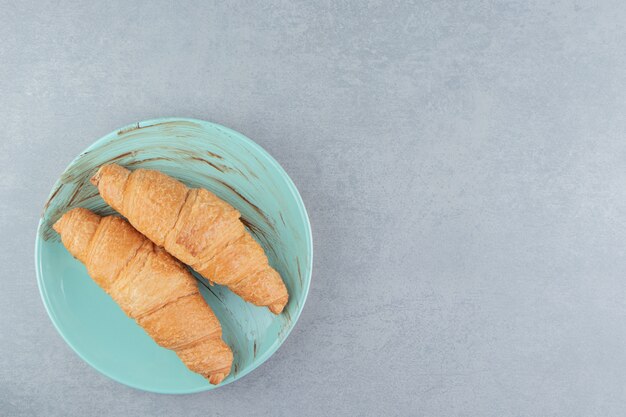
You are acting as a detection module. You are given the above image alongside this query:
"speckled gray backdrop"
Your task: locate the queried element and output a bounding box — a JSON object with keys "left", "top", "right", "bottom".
{"left": 1, "top": 0, "right": 626, "bottom": 416}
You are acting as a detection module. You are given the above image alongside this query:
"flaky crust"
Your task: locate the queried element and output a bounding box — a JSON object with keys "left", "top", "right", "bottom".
{"left": 54, "top": 208, "right": 233, "bottom": 384}
{"left": 92, "top": 164, "right": 289, "bottom": 314}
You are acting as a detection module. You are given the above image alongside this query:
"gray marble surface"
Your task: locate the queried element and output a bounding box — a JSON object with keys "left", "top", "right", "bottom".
{"left": 2, "top": 1, "right": 626, "bottom": 415}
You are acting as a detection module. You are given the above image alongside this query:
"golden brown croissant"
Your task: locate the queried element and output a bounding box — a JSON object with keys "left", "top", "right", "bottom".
{"left": 91, "top": 164, "right": 289, "bottom": 314}
{"left": 53, "top": 207, "right": 233, "bottom": 385}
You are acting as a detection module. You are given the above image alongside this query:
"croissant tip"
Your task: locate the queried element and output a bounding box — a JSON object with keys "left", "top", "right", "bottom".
{"left": 52, "top": 208, "right": 82, "bottom": 234}
{"left": 52, "top": 216, "right": 64, "bottom": 234}
{"left": 268, "top": 303, "right": 285, "bottom": 315}
{"left": 208, "top": 373, "right": 226, "bottom": 385}
{"left": 90, "top": 166, "right": 104, "bottom": 186}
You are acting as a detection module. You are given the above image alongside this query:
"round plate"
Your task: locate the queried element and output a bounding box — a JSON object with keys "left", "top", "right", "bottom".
{"left": 35, "top": 118, "right": 312, "bottom": 393}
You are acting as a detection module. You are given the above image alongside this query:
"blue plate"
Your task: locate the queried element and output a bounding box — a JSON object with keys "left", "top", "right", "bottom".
{"left": 35, "top": 118, "right": 313, "bottom": 393}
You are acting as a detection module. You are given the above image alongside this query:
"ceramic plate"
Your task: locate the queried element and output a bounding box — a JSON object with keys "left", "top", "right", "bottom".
{"left": 35, "top": 118, "right": 312, "bottom": 393}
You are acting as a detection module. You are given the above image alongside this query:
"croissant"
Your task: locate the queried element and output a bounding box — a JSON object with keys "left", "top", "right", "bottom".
{"left": 91, "top": 164, "right": 289, "bottom": 314}
{"left": 53, "top": 208, "right": 233, "bottom": 385}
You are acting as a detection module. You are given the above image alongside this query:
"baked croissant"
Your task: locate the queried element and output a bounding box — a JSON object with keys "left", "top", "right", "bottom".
{"left": 54, "top": 208, "right": 233, "bottom": 385}
{"left": 91, "top": 164, "right": 289, "bottom": 314}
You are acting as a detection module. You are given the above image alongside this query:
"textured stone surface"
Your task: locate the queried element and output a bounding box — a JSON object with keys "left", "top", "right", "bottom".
{"left": 2, "top": 0, "right": 626, "bottom": 415}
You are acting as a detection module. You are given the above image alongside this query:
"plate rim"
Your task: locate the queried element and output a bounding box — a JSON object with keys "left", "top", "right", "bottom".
{"left": 34, "top": 117, "right": 313, "bottom": 394}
